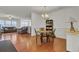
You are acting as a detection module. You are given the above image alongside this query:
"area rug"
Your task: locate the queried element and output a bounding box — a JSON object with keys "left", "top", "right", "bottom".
{"left": 0, "top": 40, "right": 17, "bottom": 52}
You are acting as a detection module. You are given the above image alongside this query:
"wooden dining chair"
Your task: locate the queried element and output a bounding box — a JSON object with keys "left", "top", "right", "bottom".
{"left": 34, "top": 28, "right": 48, "bottom": 44}
{"left": 51, "top": 29, "right": 56, "bottom": 38}
{"left": 40, "top": 32, "right": 49, "bottom": 43}
{"left": 47, "top": 29, "right": 56, "bottom": 42}
{"left": 34, "top": 28, "right": 40, "bottom": 44}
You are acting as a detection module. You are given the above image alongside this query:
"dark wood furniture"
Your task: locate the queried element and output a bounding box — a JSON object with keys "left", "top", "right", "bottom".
{"left": 40, "top": 32, "right": 49, "bottom": 43}
{"left": 35, "top": 28, "right": 49, "bottom": 44}
{"left": 34, "top": 28, "right": 43, "bottom": 44}
{"left": 34, "top": 28, "right": 38, "bottom": 43}
{"left": 46, "top": 19, "right": 53, "bottom": 32}
{"left": 35, "top": 19, "right": 56, "bottom": 44}
{"left": 46, "top": 19, "right": 56, "bottom": 42}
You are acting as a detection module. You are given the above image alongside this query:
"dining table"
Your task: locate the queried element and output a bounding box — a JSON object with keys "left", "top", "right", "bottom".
{"left": 36, "top": 28, "right": 52, "bottom": 43}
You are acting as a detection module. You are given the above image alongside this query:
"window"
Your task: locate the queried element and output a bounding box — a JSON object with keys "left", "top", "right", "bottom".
{"left": 12, "top": 20, "right": 17, "bottom": 27}
{"left": 29, "top": 21, "right": 31, "bottom": 26}
{"left": 0, "top": 19, "right": 17, "bottom": 28}
{"left": 0, "top": 20, "right": 4, "bottom": 28}
{"left": 21, "top": 20, "right": 31, "bottom": 27}
{"left": 5, "top": 20, "right": 11, "bottom": 27}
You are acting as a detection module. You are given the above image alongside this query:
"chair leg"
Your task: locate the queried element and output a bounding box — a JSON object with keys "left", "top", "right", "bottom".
{"left": 52, "top": 37, "right": 55, "bottom": 48}
{"left": 36, "top": 35, "right": 37, "bottom": 44}
{"left": 47, "top": 36, "right": 49, "bottom": 42}
{"left": 40, "top": 33, "right": 43, "bottom": 43}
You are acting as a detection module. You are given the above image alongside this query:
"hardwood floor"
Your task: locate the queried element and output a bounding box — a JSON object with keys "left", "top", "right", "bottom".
{"left": 0, "top": 33, "right": 66, "bottom": 52}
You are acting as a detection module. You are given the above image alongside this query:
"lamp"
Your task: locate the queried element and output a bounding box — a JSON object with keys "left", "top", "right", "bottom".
{"left": 41, "top": 6, "right": 49, "bottom": 20}
{"left": 66, "top": 17, "right": 78, "bottom": 32}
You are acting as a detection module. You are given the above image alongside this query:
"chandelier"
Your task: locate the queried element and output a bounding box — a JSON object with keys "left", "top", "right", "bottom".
{"left": 41, "top": 6, "right": 49, "bottom": 20}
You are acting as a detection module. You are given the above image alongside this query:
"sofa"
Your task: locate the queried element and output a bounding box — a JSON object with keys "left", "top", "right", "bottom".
{"left": 17, "top": 26, "right": 28, "bottom": 34}
{"left": 2, "top": 27, "right": 17, "bottom": 33}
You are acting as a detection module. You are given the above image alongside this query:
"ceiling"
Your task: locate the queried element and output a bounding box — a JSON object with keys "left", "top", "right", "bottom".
{"left": 0, "top": 6, "right": 65, "bottom": 19}
{"left": 32, "top": 6, "right": 64, "bottom": 14}
{"left": 0, "top": 6, "right": 31, "bottom": 19}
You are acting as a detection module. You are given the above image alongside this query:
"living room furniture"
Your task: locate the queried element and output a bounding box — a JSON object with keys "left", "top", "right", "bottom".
{"left": 17, "top": 26, "right": 28, "bottom": 34}
{"left": 2, "top": 27, "right": 17, "bottom": 33}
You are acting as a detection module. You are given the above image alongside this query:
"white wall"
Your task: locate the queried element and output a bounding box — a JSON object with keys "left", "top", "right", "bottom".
{"left": 49, "top": 7, "right": 79, "bottom": 28}
{"left": 49, "top": 7, "right": 79, "bottom": 51}
{"left": 49, "top": 7, "right": 79, "bottom": 38}
{"left": 31, "top": 12, "right": 46, "bottom": 36}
